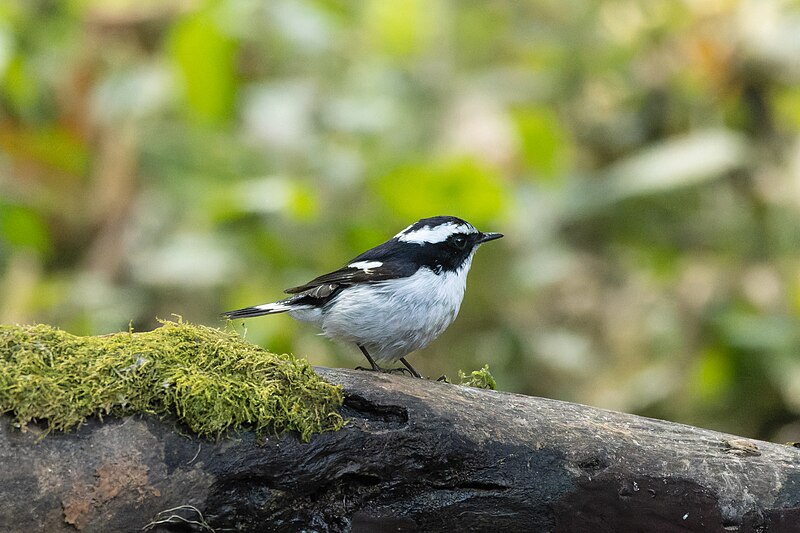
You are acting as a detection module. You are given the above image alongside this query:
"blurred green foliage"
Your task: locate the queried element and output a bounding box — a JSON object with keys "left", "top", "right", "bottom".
{"left": 2, "top": 0, "right": 800, "bottom": 442}
{"left": 374, "top": 157, "right": 507, "bottom": 224}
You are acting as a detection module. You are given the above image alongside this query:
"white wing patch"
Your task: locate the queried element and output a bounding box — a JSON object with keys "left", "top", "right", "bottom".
{"left": 348, "top": 260, "right": 383, "bottom": 272}
{"left": 396, "top": 222, "right": 476, "bottom": 244}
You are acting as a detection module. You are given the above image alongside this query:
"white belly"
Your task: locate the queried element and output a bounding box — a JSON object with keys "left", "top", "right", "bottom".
{"left": 312, "top": 263, "right": 471, "bottom": 363}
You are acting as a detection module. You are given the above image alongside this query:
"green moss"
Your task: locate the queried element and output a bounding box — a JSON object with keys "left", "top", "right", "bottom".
{"left": 0, "top": 319, "right": 344, "bottom": 440}
{"left": 458, "top": 365, "right": 497, "bottom": 390}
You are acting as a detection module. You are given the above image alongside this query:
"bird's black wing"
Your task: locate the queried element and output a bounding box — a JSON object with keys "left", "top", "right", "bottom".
{"left": 224, "top": 258, "right": 414, "bottom": 319}
{"left": 284, "top": 236, "right": 423, "bottom": 299}
{"left": 283, "top": 260, "right": 414, "bottom": 295}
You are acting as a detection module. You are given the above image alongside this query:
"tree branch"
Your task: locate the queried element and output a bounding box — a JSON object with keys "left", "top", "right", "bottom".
{"left": 1, "top": 367, "right": 799, "bottom": 532}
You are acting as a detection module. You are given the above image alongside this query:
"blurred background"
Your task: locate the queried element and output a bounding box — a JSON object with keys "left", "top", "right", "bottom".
{"left": 2, "top": 0, "right": 800, "bottom": 442}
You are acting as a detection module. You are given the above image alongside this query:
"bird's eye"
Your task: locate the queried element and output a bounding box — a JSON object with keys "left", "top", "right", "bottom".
{"left": 452, "top": 235, "right": 467, "bottom": 249}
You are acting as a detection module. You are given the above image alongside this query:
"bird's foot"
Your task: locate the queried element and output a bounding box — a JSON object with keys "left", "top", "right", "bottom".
{"left": 354, "top": 347, "right": 422, "bottom": 378}
{"left": 398, "top": 357, "right": 423, "bottom": 378}
{"left": 354, "top": 365, "right": 414, "bottom": 376}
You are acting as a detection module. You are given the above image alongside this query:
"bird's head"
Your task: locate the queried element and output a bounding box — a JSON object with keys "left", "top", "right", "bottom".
{"left": 393, "top": 216, "right": 503, "bottom": 273}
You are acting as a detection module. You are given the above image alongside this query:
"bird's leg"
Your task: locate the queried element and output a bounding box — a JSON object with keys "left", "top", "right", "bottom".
{"left": 356, "top": 346, "right": 422, "bottom": 379}
{"left": 356, "top": 345, "right": 385, "bottom": 373}
{"left": 399, "top": 357, "right": 422, "bottom": 379}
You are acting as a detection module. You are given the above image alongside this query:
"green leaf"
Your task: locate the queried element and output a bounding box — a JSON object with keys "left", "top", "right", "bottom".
{"left": 512, "top": 106, "right": 569, "bottom": 181}
{"left": 715, "top": 312, "right": 800, "bottom": 353}
{"left": 363, "top": 0, "right": 440, "bottom": 58}
{"left": 0, "top": 204, "right": 51, "bottom": 255}
{"left": 689, "top": 347, "right": 733, "bottom": 404}
{"left": 775, "top": 87, "right": 800, "bottom": 129}
{"left": 373, "top": 157, "right": 506, "bottom": 226}
{"left": 169, "top": 4, "right": 237, "bottom": 124}
{"left": 458, "top": 365, "right": 497, "bottom": 390}
{"left": 0, "top": 125, "right": 89, "bottom": 175}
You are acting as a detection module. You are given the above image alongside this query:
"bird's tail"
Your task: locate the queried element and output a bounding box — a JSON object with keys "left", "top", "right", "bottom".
{"left": 221, "top": 301, "right": 293, "bottom": 320}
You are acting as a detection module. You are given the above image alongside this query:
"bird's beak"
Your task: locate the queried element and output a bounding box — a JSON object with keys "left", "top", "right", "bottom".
{"left": 478, "top": 232, "right": 503, "bottom": 243}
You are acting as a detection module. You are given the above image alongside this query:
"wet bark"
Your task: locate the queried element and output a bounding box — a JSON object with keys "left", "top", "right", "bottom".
{"left": 1, "top": 367, "right": 799, "bottom": 532}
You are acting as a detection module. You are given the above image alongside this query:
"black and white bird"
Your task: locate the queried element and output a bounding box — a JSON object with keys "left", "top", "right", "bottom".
{"left": 222, "top": 216, "right": 503, "bottom": 378}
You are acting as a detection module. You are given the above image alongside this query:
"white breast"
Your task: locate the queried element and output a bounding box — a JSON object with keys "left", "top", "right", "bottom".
{"left": 317, "top": 256, "right": 475, "bottom": 363}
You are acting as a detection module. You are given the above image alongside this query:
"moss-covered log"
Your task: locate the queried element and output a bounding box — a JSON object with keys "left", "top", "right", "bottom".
{"left": 1, "top": 367, "right": 800, "bottom": 532}
{"left": 0, "top": 322, "right": 344, "bottom": 440}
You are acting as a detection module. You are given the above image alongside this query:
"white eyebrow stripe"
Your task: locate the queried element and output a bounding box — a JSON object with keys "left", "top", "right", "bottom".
{"left": 396, "top": 222, "right": 475, "bottom": 244}
{"left": 348, "top": 260, "right": 383, "bottom": 271}
{"left": 397, "top": 223, "right": 414, "bottom": 235}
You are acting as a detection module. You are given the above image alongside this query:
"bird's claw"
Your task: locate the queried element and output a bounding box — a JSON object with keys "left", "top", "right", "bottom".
{"left": 354, "top": 365, "right": 415, "bottom": 376}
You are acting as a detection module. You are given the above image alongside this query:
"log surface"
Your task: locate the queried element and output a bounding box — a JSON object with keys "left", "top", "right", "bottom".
{"left": 1, "top": 367, "right": 799, "bottom": 532}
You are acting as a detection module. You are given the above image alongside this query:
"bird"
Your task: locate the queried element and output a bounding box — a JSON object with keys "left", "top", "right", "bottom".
{"left": 222, "top": 216, "right": 503, "bottom": 378}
